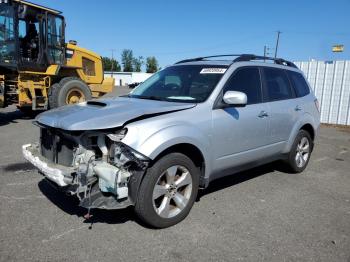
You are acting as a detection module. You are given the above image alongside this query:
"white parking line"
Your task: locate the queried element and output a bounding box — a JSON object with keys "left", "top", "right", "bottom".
{"left": 42, "top": 225, "right": 89, "bottom": 243}
{"left": 313, "top": 156, "right": 330, "bottom": 162}
{"left": 0, "top": 194, "right": 45, "bottom": 200}
{"left": 339, "top": 149, "right": 348, "bottom": 155}
{"left": 6, "top": 180, "right": 38, "bottom": 186}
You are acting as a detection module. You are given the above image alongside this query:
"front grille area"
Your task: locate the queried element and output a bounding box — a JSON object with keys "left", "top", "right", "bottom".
{"left": 40, "top": 128, "right": 77, "bottom": 167}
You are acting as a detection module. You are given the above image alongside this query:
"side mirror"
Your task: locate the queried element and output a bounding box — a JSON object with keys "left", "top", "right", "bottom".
{"left": 222, "top": 91, "right": 247, "bottom": 107}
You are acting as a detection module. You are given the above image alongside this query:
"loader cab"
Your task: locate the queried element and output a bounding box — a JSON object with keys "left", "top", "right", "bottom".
{"left": 0, "top": 0, "right": 65, "bottom": 71}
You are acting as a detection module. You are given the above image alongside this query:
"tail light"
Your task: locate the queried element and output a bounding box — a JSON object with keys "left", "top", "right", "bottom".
{"left": 314, "top": 99, "right": 320, "bottom": 113}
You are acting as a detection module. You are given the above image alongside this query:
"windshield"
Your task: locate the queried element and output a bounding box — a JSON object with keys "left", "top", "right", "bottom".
{"left": 129, "top": 65, "right": 228, "bottom": 103}
{"left": 0, "top": 4, "right": 15, "bottom": 64}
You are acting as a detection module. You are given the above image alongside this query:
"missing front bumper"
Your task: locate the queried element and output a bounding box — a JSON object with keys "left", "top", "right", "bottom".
{"left": 22, "top": 142, "right": 149, "bottom": 210}
{"left": 22, "top": 144, "right": 74, "bottom": 187}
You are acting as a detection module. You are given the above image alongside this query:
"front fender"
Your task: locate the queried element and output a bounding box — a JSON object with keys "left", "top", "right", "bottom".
{"left": 128, "top": 124, "right": 212, "bottom": 179}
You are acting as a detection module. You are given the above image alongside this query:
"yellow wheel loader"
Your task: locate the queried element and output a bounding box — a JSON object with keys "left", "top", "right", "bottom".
{"left": 0, "top": 0, "right": 114, "bottom": 111}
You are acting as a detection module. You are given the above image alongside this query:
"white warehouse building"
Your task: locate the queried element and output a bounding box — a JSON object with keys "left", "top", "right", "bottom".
{"left": 104, "top": 72, "right": 153, "bottom": 86}
{"left": 295, "top": 60, "right": 350, "bottom": 126}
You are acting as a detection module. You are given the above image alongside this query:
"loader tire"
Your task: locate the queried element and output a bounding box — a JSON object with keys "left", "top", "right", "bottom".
{"left": 49, "top": 77, "right": 92, "bottom": 109}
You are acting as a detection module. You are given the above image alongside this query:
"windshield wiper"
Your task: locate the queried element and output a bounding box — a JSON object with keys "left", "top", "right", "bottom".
{"left": 131, "top": 95, "right": 168, "bottom": 101}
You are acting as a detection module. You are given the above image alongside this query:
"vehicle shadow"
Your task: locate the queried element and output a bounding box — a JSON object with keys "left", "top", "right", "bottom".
{"left": 38, "top": 179, "right": 138, "bottom": 226}
{"left": 197, "top": 161, "right": 288, "bottom": 199}
{"left": 37, "top": 161, "right": 288, "bottom": 227}
{"left": 0, "top": 109, "right": 39, "bottom": 126}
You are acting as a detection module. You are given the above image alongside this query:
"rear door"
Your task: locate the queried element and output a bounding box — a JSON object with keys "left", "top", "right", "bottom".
{"left": 261, "top": 67, "right": 298, "bottom": 149}
{"left": 211, "top": 66, "right": 270, "bottom": 172}
{"left": 286, "top": 70, "right": 312, "bottom": 119}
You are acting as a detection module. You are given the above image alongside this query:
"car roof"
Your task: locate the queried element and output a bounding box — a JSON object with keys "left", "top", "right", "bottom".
{"left": 174, "top": 60, "right": 233, "bottom": 66}
{"left": 174, "top": 60, "right": 302, "bottom": 73}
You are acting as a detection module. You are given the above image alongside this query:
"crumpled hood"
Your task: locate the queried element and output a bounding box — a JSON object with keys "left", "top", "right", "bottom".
{"left": 35, "top": 97, "right": 196, "bottom": 131}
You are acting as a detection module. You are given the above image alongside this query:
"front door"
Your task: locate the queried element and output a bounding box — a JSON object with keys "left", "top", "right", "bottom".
{"left": 212, "top": 66, "right": 270, "bottom": 174}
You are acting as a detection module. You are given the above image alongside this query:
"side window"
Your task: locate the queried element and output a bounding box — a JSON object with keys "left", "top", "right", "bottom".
{"left": 223, "top": 67, "right": 262, "bottom": 104}
{"left": 262, "top": 67, "right": 294, "bottom": 101}
{"left": 18, "top": 20, "right": 26, "bottom": 38}
{"left": 287, "top": 71, "right": 310, "bottom": 97}
{"left": 82, "top": 58, "right": 96, "bottom": 76}
{"left": 47, "top": 14, "right": 64, "bottom": 64}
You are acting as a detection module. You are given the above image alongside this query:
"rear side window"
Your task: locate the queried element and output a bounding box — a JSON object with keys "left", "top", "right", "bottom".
{"left": 287, "top": 71, "right": 310, "bottom": 97}
{"left": 262, "top": 67, "right": 294, "bottom": 101}
{"left": 223, "top": 67, "right": 262, "bottom": 104}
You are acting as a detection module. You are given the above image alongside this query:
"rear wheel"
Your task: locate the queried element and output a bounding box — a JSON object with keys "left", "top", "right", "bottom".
{"left": 49, "top": 77, "right": 92, "bottom": 108}
{"left": 285, "top": 130, "right": 313, "bottom": 173}
{"left": 135, "top": 153, "right": 199, "bottom": 228}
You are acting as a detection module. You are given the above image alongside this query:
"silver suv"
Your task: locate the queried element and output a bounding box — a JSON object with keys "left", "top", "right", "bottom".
{"left": 23, "top": 54, "right": 320, "bottom": 228}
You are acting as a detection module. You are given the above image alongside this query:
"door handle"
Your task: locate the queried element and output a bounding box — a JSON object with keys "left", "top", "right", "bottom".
{"left": 258, "top": 111, "right": 269, "bottom": 118}
{"left": 295, "top": 105, "right": 302, "bottom": 111}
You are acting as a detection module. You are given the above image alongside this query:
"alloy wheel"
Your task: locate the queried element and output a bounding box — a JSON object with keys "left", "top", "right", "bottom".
{"left": 152, "top": 165, "right": 193, "bottom": 218}
{"left": 295, "top": 137, "right": 310, "bottom": 168}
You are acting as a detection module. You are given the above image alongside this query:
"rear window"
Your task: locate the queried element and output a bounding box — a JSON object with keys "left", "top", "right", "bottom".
{"left": 287, "top": 71, "right": 310, "bottom": 97}
{"left": 262, "top": 67, "right": 294, "bottom": 101}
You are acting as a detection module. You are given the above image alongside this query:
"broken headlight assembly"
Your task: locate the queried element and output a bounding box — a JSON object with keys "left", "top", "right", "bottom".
{"left": 106, "top": 128, "right": 128, "bottom": 142}
{"left": 86, "top": 129, "right": 149, "bottom": 201}
{"left": 69, "top": 128, "right": 150, "bottom": 209}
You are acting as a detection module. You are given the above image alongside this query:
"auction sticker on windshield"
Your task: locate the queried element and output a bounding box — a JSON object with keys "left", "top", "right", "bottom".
{"left": 200, "top": 68, "right": 227, "bottom": 74}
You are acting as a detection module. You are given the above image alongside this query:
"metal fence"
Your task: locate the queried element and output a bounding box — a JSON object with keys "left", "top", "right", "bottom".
{"left": 294, "top": 60, "right": 350, "bottom": 125}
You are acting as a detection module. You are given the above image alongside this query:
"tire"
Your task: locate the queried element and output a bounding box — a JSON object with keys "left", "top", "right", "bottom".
{"left": 284, "top": 130, "right": 313, "bottom": 173}
{"left": 49, "top": 77, "right": 92, "bottom": 108}
{"left": 135, "top": 153, "right": 200, "bottom": 228}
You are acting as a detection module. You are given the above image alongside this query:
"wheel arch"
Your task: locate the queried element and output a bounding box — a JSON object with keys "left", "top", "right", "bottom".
{"left": 123, "top": 122, "right": 213, "bottom": 187}
{"left": 283, "top": 113, "right": 318, "bottom": 153}
{"left": 300, "top": 123, "right": 315, "bottom": 141}
{"left": 150, "top": 143, "right": 207, "bottom": 187}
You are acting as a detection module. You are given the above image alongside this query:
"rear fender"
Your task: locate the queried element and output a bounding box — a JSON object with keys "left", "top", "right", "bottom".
{"left": 282, "top": 112, "right": 318, "bottom": 153}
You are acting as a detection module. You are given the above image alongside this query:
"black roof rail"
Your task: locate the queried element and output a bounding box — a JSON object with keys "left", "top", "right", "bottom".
{"left": 175, "top": 54, "right": 241, "bottom": 64}
{"left": 233, "top": 54, "right": 298, "bottom": 68}
{"left": 175, "top": 54, "right": 298, "bottom": 68}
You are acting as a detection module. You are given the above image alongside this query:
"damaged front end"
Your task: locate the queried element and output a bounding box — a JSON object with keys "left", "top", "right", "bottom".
{"left": 23, "top": 125, "right": 150, "bottom": 210}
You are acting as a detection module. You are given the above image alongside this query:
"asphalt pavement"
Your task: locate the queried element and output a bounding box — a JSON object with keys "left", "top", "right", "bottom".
{"left": 0, "top": 87, "right": 349, "bottom": 261}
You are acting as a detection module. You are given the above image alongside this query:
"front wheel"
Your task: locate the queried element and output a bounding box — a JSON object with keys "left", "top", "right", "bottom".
{"left": 284, "top": 130, "right": 313, "bottom": 173}
{"left": 135, "top": 153, "right": 199, "bottom": 228}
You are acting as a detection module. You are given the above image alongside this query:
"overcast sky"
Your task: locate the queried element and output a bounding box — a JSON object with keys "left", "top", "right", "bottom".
{"left": 35, "top": 0, "right": 350, "bottom": 68}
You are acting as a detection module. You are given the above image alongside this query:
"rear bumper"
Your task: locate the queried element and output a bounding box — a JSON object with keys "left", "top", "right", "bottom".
{"left": 22, "top": 144, "right": 74, "bottom": 187}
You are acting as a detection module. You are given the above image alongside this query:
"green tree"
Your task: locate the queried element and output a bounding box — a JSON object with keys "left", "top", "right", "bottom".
{"left": 146, "top": 56, "right": 159, "bottom": 73}
{"left": 121, "top": 49, "right": 134, "bottom": 72}
{"left": 102, "top": 57, "right": 121, "bottom": 72}
{"left": 111, "top": 58, "right": 121, "bottom": 72}
{"left": 133, "top": 56, "right": 144, "bottom": 72}
{"left": 102, "top": 57, "right": 111, "bottom": 71}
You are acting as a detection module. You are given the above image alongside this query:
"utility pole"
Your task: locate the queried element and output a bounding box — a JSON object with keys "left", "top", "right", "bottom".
{"left": 110, "top": 49, "right": 116, "bottom": 77}
{"left": 274, "top": 31, "right": 281, "bottom": 58}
